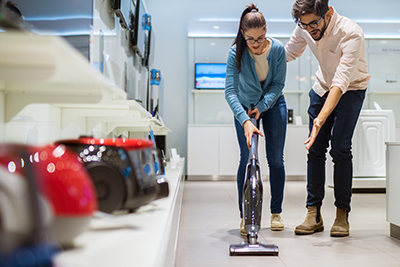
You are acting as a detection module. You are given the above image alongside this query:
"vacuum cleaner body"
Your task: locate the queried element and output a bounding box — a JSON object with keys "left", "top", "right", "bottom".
{"left": 230, "top": 115, "right": 279, "bottom": 256}
{"left": 243, "top": 132, "right": 263, "bottom": 244}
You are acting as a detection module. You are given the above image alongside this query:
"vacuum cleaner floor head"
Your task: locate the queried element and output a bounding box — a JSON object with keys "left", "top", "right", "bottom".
{"left": 229, "top": 242, "right": 279, "bottom": 256}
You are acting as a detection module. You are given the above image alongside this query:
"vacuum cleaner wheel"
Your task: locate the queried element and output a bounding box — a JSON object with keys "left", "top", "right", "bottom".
{"left": 86, "top": 162, "right": 126, "bottom": 213}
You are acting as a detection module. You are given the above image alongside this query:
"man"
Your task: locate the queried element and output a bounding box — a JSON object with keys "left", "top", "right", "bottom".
{"left": 285, "top": 0, "right": 371, "bottom": 237}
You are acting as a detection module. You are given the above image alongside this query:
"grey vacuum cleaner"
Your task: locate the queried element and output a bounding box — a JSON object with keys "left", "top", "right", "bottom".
{"left": 229, "top": 112, "right": 279, "bottom": 256}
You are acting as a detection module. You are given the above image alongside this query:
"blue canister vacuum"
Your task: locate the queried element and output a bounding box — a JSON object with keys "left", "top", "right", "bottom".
{"left": 229, "top": 111, "right": 279, "bottom": 256}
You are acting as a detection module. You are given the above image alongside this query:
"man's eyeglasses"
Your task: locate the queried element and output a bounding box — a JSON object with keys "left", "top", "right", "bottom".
{"left": 245, "top": 37, "right": 267, "bottom": 44}
{"left": 298, "top": 14, "right": 324, "bottom": 30}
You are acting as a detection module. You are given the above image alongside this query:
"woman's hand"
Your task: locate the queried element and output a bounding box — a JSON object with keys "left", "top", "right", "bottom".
{"left": 244, "top": 107, "right": 263, "bottom": 148}
{"left": 243, "top": 120, "right": 263, "bottom": 148}
{"left": 247, "top": 107, "right": 260, "bottom": 120}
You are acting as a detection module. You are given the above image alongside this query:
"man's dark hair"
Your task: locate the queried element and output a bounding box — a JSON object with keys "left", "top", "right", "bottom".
{"left": 291, "top": 0, "right": 329, "bottom": 23}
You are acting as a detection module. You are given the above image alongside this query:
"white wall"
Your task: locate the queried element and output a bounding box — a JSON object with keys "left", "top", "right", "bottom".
{"left": 146, "top": 0, "right": 400, "bottom": 160}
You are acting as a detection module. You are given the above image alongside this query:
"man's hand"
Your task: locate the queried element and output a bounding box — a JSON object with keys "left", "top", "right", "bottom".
{"left": 304, "top": 86, "right": 343, "bottom": 150}
{"left": 304, "top": 117, "right": 324, "bottom": 150}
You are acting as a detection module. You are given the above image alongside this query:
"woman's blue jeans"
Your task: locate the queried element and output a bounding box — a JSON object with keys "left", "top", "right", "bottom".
{"left": 307, "top": 89, "right": 366, "bottom": 212}
{"left": 234, "top": 96, "right": 287, "bottom": 218}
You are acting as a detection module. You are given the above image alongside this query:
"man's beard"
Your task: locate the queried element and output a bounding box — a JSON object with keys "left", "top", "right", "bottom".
{"left": 311, "top": 19, "right": 327, "bottom": 41}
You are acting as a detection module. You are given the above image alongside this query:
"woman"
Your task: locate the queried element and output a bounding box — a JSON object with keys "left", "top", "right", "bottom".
{"left": 225, "top": 3, "right": 287, "bottom": 235}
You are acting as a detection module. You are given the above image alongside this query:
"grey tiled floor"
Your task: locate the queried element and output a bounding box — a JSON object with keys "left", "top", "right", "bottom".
{"left": 176, "top": 181, "right": 400, "bottom": 267}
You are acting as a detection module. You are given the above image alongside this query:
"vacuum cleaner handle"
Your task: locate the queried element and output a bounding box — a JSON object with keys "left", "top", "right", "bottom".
{"left": 249, "top": 104, "right": 257, "bottom": 129}
{"left": 242, "top": 105, "right": 262, "bottom": 242}
{"left": 249, "top": 105, "right": 258, "bottom": 160}
{"left": 249, "top": 104, "right": 256, "bottom": 121}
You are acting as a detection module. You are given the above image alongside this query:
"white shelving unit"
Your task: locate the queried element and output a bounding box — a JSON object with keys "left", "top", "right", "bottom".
{"left": 0, "top": 32, "right": 169, "bottom": 136}
{"left": 0, "top": 32, "right": 122, "bottom": 121}
{"left": 187, "top": 124, "right": 308, "bottom": 180}
{"left": 368, "top": 91, "right": 400, "bottom": 95}
{"left": 386, "top": 142, "right": 400, "bottom": 240}
{"left": 56, "top": 100, "right": 169, "bottom": 136}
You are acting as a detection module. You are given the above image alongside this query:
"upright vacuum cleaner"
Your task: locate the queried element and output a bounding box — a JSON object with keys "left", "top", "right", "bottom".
{"left": 229, "top": 111, "right": 279, "bottom": 256}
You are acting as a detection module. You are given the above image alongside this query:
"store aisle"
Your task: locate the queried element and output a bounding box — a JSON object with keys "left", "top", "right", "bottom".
{"left": 176, "top": 181, "right": 400, "bottom": 267}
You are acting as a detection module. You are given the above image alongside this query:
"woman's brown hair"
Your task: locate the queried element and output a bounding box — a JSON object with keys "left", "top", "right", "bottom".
{"left": 233, "top": 3, "right": 266, "bottom": 72}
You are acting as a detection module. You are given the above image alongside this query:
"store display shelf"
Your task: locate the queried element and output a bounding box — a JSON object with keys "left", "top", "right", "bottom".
{"left": 191, "top": 89, "right": 224, "bottom": 94}
{"left": 386, "top": 142, "right": 400, "bottom": 239}
{"left": 368, "top": 91, "right": 400, "bottom": 95}
{"left": 352, "top": 177, "right": 386, "bottom": 189}
{"left": 54, "top": 159, "right": 185, "bottom": 267}
{"left": 283, "top": 90, "right": 306, "bottom": 94}
{"left": 191, "top": 90, "right": 306, "bottom": 95}
{"left": 0, "top": 32, "right": 167, "bottom": 135}
{"left": 55, "top": 100, "right": 170, "bottom": 135}
{"left": 0, "top": 32, "right": 126, "bottom": 123}
{"left": 112, "top": 119, "right": 170, "bottom": 136}
{"left": 107, "top": 100, "right": 170, "bottom": 136}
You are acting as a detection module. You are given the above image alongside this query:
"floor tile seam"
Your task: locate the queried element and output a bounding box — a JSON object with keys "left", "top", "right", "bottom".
{"left": 351, "top": 202, "right": 387, "bottom": 209}
{"left": 182, "top": 182, "right": 234, "bottom": 204}
{"left": 280, "top": 197, "right": 307, "bottom": 208}
{"left": 360, "top": 238, "right": 400, "bottom": 262}
{"left": 217, "top": 181, "right": 239, "bottom": 206}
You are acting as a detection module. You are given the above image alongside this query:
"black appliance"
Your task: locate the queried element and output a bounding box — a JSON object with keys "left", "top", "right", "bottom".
{"left": 56, "top": 137, "right": 169, "bottom": 213}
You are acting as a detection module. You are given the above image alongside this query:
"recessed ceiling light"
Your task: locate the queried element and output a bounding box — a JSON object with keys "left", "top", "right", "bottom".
{"left": 211, "top": 42, "right": 216, "bottom": 46}
{"left": 213, "top": 25, "right": 220, "bottom": 30}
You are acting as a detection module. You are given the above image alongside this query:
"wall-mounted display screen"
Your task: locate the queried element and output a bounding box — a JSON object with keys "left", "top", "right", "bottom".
{"left": 131, "top": 0, "right": 146, "bottom": 59}
{"left": 195, "top": 63, "right": 227, "bottom": 89}
{"left": 143, "top": 23, "right": 154, "bottom": 68}
{"left": 112, "top": 0, "right": 132, "bottom": 30}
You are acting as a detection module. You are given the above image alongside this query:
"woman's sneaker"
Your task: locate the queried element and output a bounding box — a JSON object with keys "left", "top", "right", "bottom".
{"left": 240, "top": 218, "right": 247, "bottom": 236}
{"left": 271, "top": 214, "right": 284, "bottom": 231}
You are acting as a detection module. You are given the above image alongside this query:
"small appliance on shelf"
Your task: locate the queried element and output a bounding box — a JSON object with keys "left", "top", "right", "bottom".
{"left": 56, "top": 137, "right": 169, "bottom": 214}
{"left": 0, "top": 143, "right": 98, "bottom": 266}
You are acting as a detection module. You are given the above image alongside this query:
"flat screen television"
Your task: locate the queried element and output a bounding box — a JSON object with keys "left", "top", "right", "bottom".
{"left": 112, "top": 0, "right": 132, "bottom": 30}
{"left": 143, "top": 27, "right": 154, "bottom": 68}
{"left": 195, "top": 63, "right": 227, "bottom": 89}
{"left": 130, "top": 0, "right": 146, "bottom": 59}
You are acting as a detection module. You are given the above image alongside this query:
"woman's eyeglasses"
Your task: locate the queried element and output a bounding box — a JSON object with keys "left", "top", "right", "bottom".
{"left": 298, "top": 14, "right": 324, "bottom": 30}
{"left": 245, "top": 37, "right": 267, "bottom": 44}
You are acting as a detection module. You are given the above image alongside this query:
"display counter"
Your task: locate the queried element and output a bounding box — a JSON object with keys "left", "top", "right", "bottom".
{"left": 187, "top": 124, "right": 308, "bottom": 180}
{"left": 386, "top": 142, "right": 400, "bottom": 240}
{"left": 54, "top": 159, "right": 185, "bottom": 267}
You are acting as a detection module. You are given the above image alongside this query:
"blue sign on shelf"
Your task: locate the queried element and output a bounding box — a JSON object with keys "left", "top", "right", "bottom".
{"left": 150, "top": 69, "right": 161, "bottom": 86}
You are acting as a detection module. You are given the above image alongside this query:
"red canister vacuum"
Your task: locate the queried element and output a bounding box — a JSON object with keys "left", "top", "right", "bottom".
{"left": 0, "top": 144, "right": 97, "bottom": 249}
{"left": 0, "top": 143, "right": 97, "bottom": 266}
